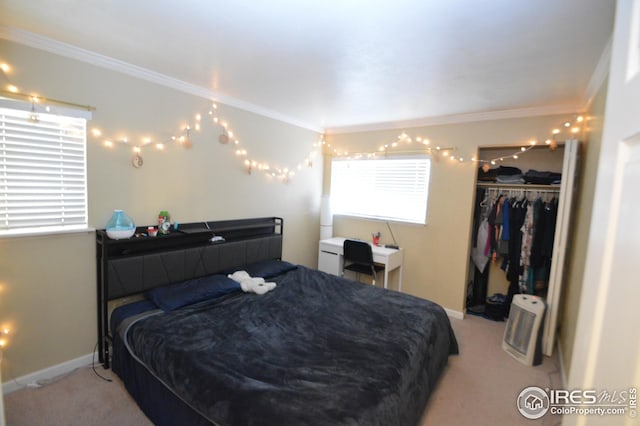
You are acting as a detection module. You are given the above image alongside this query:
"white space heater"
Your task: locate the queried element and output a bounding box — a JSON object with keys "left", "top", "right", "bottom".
{"left": 502, "top": 295, "right": 546, "bottom": 366}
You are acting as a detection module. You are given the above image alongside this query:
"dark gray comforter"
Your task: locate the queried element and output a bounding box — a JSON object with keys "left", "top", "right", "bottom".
{"left": 125, "top": 266, "right": 458, "bottom": 426}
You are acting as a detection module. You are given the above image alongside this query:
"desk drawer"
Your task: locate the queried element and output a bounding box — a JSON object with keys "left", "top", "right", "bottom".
{"left": 319, "top": 241, "right": 342, "bottom": 254}
{"left": 318, "top": 250, "right": 343, "bottom": 276}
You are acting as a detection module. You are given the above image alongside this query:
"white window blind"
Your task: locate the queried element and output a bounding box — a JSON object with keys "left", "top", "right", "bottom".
{"left": 331, "top": 155, "right": 431, "bottom": 224}
{"left": 0, "top": 107, "right": 88, "bottom": 235}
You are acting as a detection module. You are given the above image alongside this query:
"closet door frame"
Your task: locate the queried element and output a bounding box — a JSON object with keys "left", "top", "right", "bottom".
{"left": 543, "top": 138, "right": 579, "bottom": 355}
{"left": 472, "top": 139, "right": 579, "bottom": 357}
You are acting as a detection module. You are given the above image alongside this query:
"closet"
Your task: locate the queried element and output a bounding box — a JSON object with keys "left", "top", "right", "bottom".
{"left": 467, "top": 139, "right": 578, "bottom": 356}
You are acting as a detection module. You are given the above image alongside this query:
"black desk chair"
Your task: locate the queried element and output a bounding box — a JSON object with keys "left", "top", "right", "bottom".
{"left": 342, "top": 239, "right": 385, "bottom": 286}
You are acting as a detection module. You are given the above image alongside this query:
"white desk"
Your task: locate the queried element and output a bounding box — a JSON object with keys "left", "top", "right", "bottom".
{"left": 318, "top": 237, "right": 404, "bottom": 291}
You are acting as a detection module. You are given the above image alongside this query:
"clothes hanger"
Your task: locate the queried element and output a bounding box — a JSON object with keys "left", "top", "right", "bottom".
{"left": 480, "top": 189, "right": 489, "bottom": 207}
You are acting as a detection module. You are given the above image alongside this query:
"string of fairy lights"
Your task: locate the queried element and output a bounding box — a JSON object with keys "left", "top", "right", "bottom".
{"left": 0, "top": 324, "right": 10, "bottom": 353}
{"left": 0, "top": 282, "right": 10, "bottom": 353}
{"left": 325, "top": 114, "right": 586, "bottom": 169}
{"left": 89, "top": 102, "right": 322, "bottom": 183}
{"left": 1, "top": 61, "right": 320, "bottom": 183}
{"left": 3, "top": 59, "right": 585, "bottom": 182}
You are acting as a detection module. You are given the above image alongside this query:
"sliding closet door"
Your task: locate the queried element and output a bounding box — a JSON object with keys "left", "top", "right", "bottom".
{"left": 543, "top": 139, "right": 579, "bottom": 356}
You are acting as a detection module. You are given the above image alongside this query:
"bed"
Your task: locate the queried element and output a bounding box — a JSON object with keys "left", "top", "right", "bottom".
{"left": 97, "top": 217, "right": 458, "bottom": 426}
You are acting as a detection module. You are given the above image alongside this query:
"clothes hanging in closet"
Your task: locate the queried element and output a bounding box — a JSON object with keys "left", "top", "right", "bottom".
{"left": 527, "top": 197, "right": 558, "bottom": 293}
{"left": 505, "top": 197, "right": 527, "bottom": 314}
{"left": 468, "top": 188, "right": 492, "bottom": 308}
{"left": 469, "top": 188, "right": 559, "bottom": 307}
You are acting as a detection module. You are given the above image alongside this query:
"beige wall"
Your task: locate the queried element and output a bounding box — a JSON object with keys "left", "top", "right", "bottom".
{"left": 558, "top": 79, "right": 608, "bottom": 376}
{"left": 326, "top": 115, "right": 582, "bottom": 313}
{"left": 0, "top": 40, "right": 323, "bottom": 379}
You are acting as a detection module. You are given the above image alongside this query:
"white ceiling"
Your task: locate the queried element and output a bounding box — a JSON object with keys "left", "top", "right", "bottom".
{"left": 0, "top": 0, "right": 615, "bottom": 132}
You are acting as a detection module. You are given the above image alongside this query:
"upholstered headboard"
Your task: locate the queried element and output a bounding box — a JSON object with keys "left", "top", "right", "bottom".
{"left": 96, "top": 217, "right": 283, "bottom": 367}
{"left": 106, "top": 235, "right": 282, "bottom": 299}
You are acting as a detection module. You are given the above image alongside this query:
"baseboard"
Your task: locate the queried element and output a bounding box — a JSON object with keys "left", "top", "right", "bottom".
{"left": 2, "top": 352, "right": 94, "bottom": 395}
{"left": 444, "top": 308, "right": 465, "bottom": 320}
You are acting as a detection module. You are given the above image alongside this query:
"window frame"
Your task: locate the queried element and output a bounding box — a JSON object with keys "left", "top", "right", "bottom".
{"left": 0, "top": 101, "right": 91, "bottom": 238}
{"left": 330, "top": 154, "right": 431, "bottom": 225}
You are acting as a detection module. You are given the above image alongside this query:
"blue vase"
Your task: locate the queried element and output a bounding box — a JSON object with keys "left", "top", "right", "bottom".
{"left": 105, "top": 209, "right": 136, "bottom": 239}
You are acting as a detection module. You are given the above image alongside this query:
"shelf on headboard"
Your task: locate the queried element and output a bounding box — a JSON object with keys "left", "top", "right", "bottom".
{"left": 97, "top": 217, "right": 283, "bottom": 258}
{"left": 96, "top": 228, "right": 212, "bottom": 258}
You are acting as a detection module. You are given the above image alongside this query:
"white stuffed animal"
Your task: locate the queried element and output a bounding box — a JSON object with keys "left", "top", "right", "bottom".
{"left": 228, "top": 270, "right": 277, "bottom": 295}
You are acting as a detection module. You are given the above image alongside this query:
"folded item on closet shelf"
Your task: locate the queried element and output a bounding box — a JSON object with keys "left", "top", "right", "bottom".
{"left": 496, "top": 166, "right": 522, "bottom": 176}
{"left": 496, "top": 174, "right": 525, "bottom": 184}
{"left": 524, "top": 169, "right": 562, "bottom": 185}
{"left": 478, "top": 165, "right": 524, "bottom": 182}
{"left": 477, "top": 167, "right": 498, "bottom": 181}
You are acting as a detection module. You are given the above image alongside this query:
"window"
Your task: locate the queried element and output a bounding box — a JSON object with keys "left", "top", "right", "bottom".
{"left": 330, "top": 155, "right": 431, "bottom": 224}
{"left": 0, "top": 106, "right": 88, "bottom": 236}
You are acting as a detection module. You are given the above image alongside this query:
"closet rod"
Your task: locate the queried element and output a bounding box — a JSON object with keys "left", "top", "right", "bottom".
{"left": 486, "top": 188, "right": 560, "bottom": 195}
{"left": 477, "top": 182, "right": 560, "bottom": 191}
{"left": 484, "top": 187, "right": 560, "bottom": 195}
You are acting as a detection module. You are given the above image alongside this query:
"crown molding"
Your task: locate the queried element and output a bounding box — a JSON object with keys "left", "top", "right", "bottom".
{"left": 325, "top": 104, "right": 583, "bottom": 135}
{"left": 582, "top": 34, "right": 612, "bottom": 111}
{"left": 2, "top": 25, "right": 597, "bottom": 136}
{"left": 0, "top": 25, "right": 324, "bottom": 133}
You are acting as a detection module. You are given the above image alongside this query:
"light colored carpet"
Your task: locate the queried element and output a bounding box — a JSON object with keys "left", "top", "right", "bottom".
{"left": 4, "top": 315, "right": 562, "bottom": 425}
{"left": 420, "top": 315, "right": 562, "bottom": 426}
{"left": 4, "top": 367, "right": 151, "bottom": 426}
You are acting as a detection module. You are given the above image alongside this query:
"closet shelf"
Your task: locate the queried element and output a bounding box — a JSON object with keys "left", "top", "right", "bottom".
{"left": 477, "top": 182, "right": 561, "bottom": 190}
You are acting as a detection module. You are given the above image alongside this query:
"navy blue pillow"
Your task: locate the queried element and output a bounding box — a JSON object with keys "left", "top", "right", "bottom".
{"left": 236, "top": 260, "right": 298, "bottom": 279}
{"left": 146, "top": 274, "right": 241, "bottom": 312}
